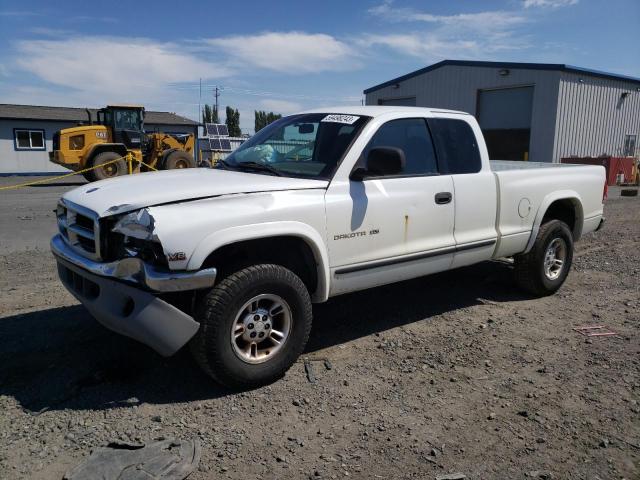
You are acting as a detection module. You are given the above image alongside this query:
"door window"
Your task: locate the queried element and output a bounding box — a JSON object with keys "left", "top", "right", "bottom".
{"left": 363, "top": 118, "right": 438, "bottom": 175}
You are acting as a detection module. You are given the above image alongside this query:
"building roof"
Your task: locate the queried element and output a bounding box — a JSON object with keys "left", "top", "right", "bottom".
{"left": 0, "top": 104, "right": 199, "bottom": 126}
{"left": 363, "top": 60, "right": 640, "bottom": 94}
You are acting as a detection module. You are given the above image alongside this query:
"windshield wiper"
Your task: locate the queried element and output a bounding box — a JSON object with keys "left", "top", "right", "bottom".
{"left": 234, "top": 161, "right": 283, "bottom": 176}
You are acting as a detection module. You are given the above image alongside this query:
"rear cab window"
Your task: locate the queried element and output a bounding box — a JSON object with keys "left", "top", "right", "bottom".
{"left": 426, "top": 118, "right": 482, "bottom": 174}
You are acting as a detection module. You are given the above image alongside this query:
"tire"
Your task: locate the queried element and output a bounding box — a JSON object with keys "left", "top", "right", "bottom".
{"left": 514, "top": 219, "right": 574, "bottom": 297}
{"left": 163, "top": 151, "right": 195, "bottom": 170}
{"left": 88, "top": 151, "right": 127, "bottom": 181}
{"left": 190, "top": 264, "right": 313, "bottom": 389}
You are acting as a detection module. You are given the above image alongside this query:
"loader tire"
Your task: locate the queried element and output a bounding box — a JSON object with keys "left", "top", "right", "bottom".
{"left": 514, "top": 219, "right": 573, "bottom": 297}
{"left": 88, "top": 151, "right": 127, "bottom": 181}
{"left": 163, "top": 151, "right": 195, "bottom": 170}
{"left": 190, "top": 264, "right": 313, "bottom": 389}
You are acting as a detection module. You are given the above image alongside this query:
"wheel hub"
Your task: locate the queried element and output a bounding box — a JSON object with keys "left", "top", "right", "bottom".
{"left": 543, "top": 237, "right": 567, "bottom": 280}
{"left": 231, "top": 294, "right": 292, "bottom": 364}
{"left": 240, "top": 308, "right": 272, "bottom": 342}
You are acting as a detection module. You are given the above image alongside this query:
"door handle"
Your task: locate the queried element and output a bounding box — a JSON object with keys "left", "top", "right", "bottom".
{"left": 435, "top": 192, "right": 452, "bottom": 205}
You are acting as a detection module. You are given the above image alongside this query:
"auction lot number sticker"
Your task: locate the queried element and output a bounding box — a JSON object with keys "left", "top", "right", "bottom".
{"left": 321, "top": 114, "right": 360, "bottom": 124}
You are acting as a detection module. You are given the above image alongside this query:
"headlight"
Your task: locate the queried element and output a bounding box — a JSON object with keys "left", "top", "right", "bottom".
{"left": 112, "top": 209, "right": 157, "bottom": 241}
{"left": 69, "top": 134, "right": 84, "bottom": 150}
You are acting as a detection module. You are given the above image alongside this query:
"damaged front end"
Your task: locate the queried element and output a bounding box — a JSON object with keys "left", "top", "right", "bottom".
{"left": 53, "top": 201, "right": 217, "bottom": 293}
{"left": 51, "top": 201, "right": 217, "bottom": 356}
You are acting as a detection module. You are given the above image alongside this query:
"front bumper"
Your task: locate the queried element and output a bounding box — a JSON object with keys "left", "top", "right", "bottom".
{"left": 51, "top": 234, "right": 217, "bottom": 293}
{"left": 56, "top": 256, "right": 199, "bottom": 356}
{"left": 51, "top": 234, "right": 216, "bottom": 356}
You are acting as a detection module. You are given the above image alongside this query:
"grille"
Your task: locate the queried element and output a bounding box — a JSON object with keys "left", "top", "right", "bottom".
{"left": 58, "top": 264, "right": 100, "bottom": 300}
{"left": 57, "top": 200, "right": 102, "bottom": 260}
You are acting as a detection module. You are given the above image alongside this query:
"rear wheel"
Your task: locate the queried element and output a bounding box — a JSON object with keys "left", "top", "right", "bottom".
{"left": 163, "top": 151, "right": 195, "bottom": 170}
{"left": 514, "top": 219, "right": 573, "bottom": 296}
{"left": 87, "top": 151, "right": 127, "bottom": 181}
{"left": 190, "top": 264, "right": 312, "bottom": 389}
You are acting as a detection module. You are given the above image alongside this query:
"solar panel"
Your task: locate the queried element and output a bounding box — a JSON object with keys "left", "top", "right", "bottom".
{"left": 217, "top": 124, "right": 229, "bottom": 137}
{"left": 220, "top": 139, "right": 231, "bottom": 151}
{"left": 210, "top": 139, "right": 222, "bottom": 150}
{"left": 205, "top": 123, "right": 218, "bottom": 136}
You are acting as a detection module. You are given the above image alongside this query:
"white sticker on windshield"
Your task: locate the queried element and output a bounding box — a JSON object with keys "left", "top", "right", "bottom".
{"left": 321, "top": 114, "right": 360, "bottom": 125}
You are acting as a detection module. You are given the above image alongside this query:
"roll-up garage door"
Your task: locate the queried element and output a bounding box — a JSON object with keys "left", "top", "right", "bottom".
{"left": 477, "top": 86, "right": 533, "bottom": 161}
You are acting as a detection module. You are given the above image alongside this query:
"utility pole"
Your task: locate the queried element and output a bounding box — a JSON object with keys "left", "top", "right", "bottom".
{"left": 198, "top": 78, "right": 202, "bottom": 124}
{"left": 214, "top": 86, "right": 220, "bottom": 116}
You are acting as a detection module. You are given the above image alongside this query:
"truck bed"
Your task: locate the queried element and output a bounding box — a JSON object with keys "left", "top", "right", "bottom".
{"left": 490, "top": 160, "right": 590, "bottom": 171}
{"left": 491, "top": 160, "right": 605, "bottom": 259}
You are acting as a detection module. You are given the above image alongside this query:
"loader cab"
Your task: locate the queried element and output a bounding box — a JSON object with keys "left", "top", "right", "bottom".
{"left": 97, "top": 105, "right": 145, "bottom": 150}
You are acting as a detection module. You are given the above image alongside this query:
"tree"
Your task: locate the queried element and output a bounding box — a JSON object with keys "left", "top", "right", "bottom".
{"left": 225, "top": 106, "right": 241, "bottom": 137}
{"left": 202, "top": 104, "right": 219, "bottom": 124}
{"left": 254, "top": 110, "right": 282, "bottom": 133}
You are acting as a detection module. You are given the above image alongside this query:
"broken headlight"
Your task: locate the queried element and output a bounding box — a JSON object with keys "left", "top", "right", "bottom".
{"left": 112, "top": 209, "right": 157, "bottom": 241}
{"left": 108, "top": 209, "right": 166, "bottom": 266}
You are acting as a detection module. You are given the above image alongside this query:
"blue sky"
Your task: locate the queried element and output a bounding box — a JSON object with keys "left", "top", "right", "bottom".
{"left": 0, "top": 0, "right": 638, "bottom": 133}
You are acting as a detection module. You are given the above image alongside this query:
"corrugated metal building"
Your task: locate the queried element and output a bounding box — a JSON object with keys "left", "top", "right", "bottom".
{"left": 364, "top": 60, "right": 640, "bottom": 163}
{"left": 0, "top": 104, "right": 199, "bottom": 174}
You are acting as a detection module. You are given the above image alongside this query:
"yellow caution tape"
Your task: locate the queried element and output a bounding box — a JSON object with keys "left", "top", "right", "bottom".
{"left": 0, "top": 153, "right": 157, "bottom": 191}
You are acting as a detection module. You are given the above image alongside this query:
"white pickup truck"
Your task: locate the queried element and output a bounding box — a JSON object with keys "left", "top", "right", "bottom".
{"left": 52, "top": 106, "right": 606, "bottom": 387}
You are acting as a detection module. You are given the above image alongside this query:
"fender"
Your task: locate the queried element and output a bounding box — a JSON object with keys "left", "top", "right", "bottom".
{"left": 187, "top": 221, "right": 331, "bottom": 302}
{"left": 524, "top": 190, "right": 584, "bottom": 253}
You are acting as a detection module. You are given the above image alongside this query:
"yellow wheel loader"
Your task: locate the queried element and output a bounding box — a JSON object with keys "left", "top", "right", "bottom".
{"left": 49, "top": 105, "right": 196, "bottom": 181}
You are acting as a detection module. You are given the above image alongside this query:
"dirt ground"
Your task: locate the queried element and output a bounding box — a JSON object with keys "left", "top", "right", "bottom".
{"left": 0, "top": 178, "right": 638, "bottom": 480}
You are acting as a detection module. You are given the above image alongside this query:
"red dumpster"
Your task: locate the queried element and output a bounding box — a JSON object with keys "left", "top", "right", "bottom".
{"left": 561, "top": 156, "right": 637, "bottom": 186}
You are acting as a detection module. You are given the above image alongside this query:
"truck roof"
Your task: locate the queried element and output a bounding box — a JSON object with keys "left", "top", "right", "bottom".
{"left": 300, "top": 105, "right": 469, "bottom": 117}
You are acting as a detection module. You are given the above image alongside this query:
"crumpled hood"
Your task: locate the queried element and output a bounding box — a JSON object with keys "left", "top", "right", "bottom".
{"left": 62, "top": 168, "right": 329, "bottom": 217}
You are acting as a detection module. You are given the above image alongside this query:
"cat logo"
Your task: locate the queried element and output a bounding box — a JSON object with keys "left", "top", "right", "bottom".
{"left": 95, "top": 131, "right": 107, "bottom": 139}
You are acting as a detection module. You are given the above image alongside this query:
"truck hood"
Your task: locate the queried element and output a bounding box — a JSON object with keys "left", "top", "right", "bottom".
{"left": 62, "top": 168, "right": 329, "bottom": 217}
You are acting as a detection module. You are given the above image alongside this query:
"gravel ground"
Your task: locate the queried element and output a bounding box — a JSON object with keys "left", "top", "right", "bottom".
{"left": 0, "top": 178, "right": 638, "bottom": 480}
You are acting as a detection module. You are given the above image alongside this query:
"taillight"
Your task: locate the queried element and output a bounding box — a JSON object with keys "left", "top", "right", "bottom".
{"left": 603, "top": 180, "right": 608, "bottom": 202}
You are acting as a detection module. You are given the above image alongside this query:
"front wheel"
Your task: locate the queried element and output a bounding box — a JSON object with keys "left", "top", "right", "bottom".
{"left": 163, "top": 151, "right": 195, "bottom": 170}
{"left": 87, "top": 151, "right": 127, "bottom": 181}
{"left": 514, "top": 219, "right": 574, "bottom": 296}
{"left": 190, "top": 264, "right": 312, "bottom": 388}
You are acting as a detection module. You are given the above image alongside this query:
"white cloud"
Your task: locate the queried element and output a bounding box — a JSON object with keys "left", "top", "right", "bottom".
{"left": 523, "top": 0, "right": 578, "bottom": 7}
{"left": 258, "top": 99, "right": 303, "bottom": 114}
{"left": 15, "top": 37, "right": 230, "bottom": 101}
{"left": 368, "top": 1, "right": 526, "bottom": 32}
{"left": 364, "top": 1, "right": 530, "bottom": 59}
{"left": 205, "top": 31, "right": 358, "bottom": 73}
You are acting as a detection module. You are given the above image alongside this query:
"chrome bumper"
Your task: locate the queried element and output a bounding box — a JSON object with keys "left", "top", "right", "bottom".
{"left": 51, "top": 234, "right": 217, "bottom": 293}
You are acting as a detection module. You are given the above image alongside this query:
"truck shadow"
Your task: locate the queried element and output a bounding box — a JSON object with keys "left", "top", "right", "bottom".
{"left": 0, "top": 261, "right": 528, "bottom": 413}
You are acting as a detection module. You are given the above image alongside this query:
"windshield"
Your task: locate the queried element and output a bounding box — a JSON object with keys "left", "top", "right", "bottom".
{"left": 114, "top": 109, "right": 142, "bottom": 131}
{"left": 222, "top": 113, "right": 370, "bottom": 179}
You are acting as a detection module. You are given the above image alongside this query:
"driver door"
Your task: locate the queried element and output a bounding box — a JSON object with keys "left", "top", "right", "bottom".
{"left": 325, "top": 117, "right": 456, "bottom": 296}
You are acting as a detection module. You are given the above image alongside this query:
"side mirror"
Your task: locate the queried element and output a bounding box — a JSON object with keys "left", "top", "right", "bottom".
{"left": 351, "top": 147, "right": 405, "bottom": 181}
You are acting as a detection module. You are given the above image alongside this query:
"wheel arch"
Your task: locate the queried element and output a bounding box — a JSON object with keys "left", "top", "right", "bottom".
{"left": 187, "top": 222, "right": 330, "bottom": 302}
{"left": 524, "top": 191, "right": 584, "bottom": 253}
